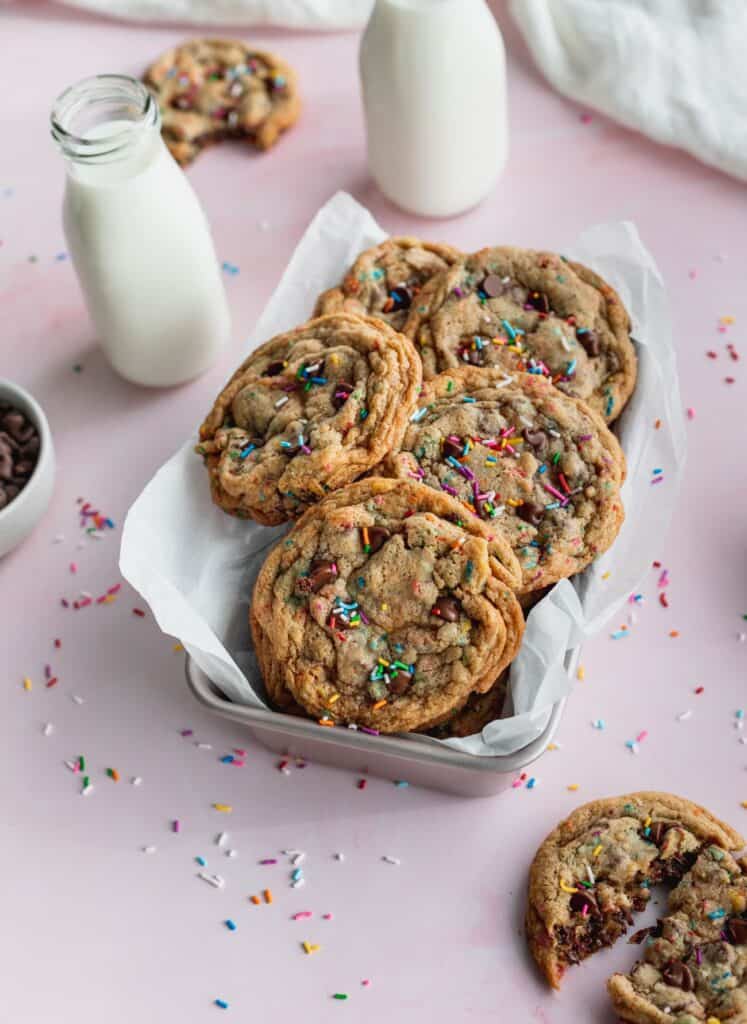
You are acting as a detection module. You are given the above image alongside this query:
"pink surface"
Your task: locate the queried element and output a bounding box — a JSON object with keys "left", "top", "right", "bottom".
{"left": 2, "top": 3, "right": 746, "bottom": 1022}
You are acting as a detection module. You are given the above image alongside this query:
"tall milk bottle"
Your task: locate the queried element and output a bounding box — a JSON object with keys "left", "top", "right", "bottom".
{"left": 360, "top": 0, "right": 508, "bottom": 218}
{"left": 51, "top": 74, "right": 230, "bottom": 387}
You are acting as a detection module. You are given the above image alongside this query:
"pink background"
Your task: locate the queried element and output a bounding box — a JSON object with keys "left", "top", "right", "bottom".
{"left": 2, "top": 3, "right": 746, "bottom": 1021}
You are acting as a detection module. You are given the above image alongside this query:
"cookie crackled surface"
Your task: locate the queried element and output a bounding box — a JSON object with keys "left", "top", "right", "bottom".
{"left": 197, "top": 314, "right": 421, "bottom": 525}
{"left": 405, "top": 246, "right": 637, "bottom": 423}
{"left": 250, "top": 478, "right": 524, "bottom": 733}
{"left": 144, "top": 38, "right": 300, "bottom": 166}
{"left": 526, "top": 793, "right": 744, "bottom": 990}
{"left": 380, "top": 367, "right": 625, "bottom": 593}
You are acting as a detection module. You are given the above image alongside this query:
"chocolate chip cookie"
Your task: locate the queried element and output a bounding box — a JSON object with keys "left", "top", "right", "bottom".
{"left": 424, "top": 670, "right": 507, "bottom": 738}
{"left": 609, "top": 846, "right": 747, "bottom": 1024}
{"left": 405, "top": 247, "right": 637, "bottom": 423}
{"left": 144, "top": 38, "right": 300, "bottom": 166}
{"left": 526, "top": 793, "right": 743, "bottom": 990}
{"left": 380, "top": 367, "right": 625, "bottom": 593}
{"left": 314, "top": 237, "right": 461, "bottom": 333}
{"left": 250, "top": 477, "right": 524, "bottom": 733}
{"left": 197, "top": 314, "right": 422, "bottom": 525}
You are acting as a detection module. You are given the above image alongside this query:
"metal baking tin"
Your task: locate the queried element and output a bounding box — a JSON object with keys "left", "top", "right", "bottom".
{"left": 185, "top": 647, "right": 578, "bottom": 797}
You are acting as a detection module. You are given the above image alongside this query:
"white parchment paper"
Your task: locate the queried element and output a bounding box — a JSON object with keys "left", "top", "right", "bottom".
{"left": 120, "top": 191, "right": 686, "bottom": 757}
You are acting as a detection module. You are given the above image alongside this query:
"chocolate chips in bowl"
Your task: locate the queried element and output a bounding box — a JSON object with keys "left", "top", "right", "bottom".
{"left": 0, "top": 402, "right": 40, "bottom": 510}
{"left": 0, "top": 380, "right": 55, "bottom": 557}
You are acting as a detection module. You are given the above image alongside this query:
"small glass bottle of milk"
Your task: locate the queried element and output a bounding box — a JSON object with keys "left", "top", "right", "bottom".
{"left": 360, "top": 0, "right": 508, "bottom": 218}
{"left": 51, "top": 75, "right": 230, "bottom": 387}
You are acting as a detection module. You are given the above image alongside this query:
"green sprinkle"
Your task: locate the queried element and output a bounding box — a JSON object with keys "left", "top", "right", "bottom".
{"left": 465, "top": 560, "right": 474, "bottom": 580}
{"left": 446, "top": 379, "right": 454, "bottom": 392}
{"left": 79, "top": 755, "right": 86, "bottom": 771}
{"left": 360, "top": 409, "right": 368, "bottom": 421}
{"left": 552, "top": 451, "right": 561, "bottom": 465}
{"left": 332, "top": 994, "right": 348, "bottom": 1001}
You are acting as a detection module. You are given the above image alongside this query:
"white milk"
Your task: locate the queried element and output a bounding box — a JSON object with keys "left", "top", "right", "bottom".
{"left": 360, "top": 0, "right": 508, "bottom": 218}
{"left": 52, "top": 77, "right": 229, "bottom": 387}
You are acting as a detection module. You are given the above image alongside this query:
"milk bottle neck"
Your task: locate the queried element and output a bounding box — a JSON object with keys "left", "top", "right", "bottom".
{"left": 50, "top": 75, "right": 161, "bottom": 180}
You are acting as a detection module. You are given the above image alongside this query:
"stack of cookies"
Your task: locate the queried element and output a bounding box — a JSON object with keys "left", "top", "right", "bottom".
{"left": 196, "top": 237, "right": 636, "bottom": 736}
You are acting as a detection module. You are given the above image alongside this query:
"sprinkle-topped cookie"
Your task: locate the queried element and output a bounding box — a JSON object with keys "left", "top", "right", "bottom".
{"left": 381, "top": 367, "right": 625, "bottom": 593}
{"left": 250, "top": 478, "right": 524, "bottom": 733}
{"left": 314, "top": 237, "right": 461, "bottom": 333}
{"left": 526, "top": 793, "right": 744, "bottom": 990}
{"left": 609, "top": 846, "right": 747, "bottom": 1023}
{"left": 144, "top": 38, "right": 300, "bottom": 166}
{"left": 405, "top": 246, "right": 637, "bottom": 423}
{"left": 197, "top": 314, "right": 421, "bottom": 525}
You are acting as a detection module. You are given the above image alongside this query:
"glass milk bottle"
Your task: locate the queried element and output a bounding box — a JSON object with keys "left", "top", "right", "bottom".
{"left": 50, "top": 75, "right": 230, "bottom": 387}
{"left": 360, "top": 0, "right": 508, "bottom": 218}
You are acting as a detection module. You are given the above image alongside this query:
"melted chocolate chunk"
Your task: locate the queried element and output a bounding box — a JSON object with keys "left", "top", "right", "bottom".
{"left": 662, "top": 960, "right": 694, "bottom": 992}
{"left": 263, "top": 360, "right": 286, "bottom": 377}
{"left": 569, "top": 890, "right": 598, "bottom": 915}
{"left": 432, "top": 596, "right": 460, "bottom": 622}
{"left": 576, "top": 328, "right": 601, "bottom": 357}
{"left": 726, "top": 917, "right": 747, "bottom": 945}
{"left": 332, "top": 382, "right": 354, "bottom": 409}
{"left": 517, "top": 502, "right": 544, "bottom": 526}
{"left": 442, "top": 437, "right": 464, "bottom": 461}
{"left": 527, "top": 290, "right": 551, "bottom": 314}
{"left": 299, "top": 560, "right": 338, "bottom": 593}
{"left": 389, "top": 286, "right": 412, "bottom": 311}
{"left": 388, "top": 669, "right": 413, "bottom": 696}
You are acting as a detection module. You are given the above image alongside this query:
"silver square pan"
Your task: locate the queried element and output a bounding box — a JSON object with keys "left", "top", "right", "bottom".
{"left": 184, "top": 647, "right": 577, "bottom": 797}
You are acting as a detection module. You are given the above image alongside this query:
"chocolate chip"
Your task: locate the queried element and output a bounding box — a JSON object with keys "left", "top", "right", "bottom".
{"left": 0, "top": 403, "right": 39, "bottom": 509}
{"left": 263, "top": 361, "right": 286, "bottom": 377}
{"left": 432, "top": 596, "right": 460, "bottom": 622}
{"left": 527, "top": 290, "right": 551, "bottom": 314}
{"left": 569, "top": 890, "right": 597, "bottom": 914}
{"left": 726, "top": 917, "right": 747, "bottom": 945}
{"left": 482, "top": 274, "right": 505, "bottom": 298}
{"left": 388, "top": 669, "right": 413, "bottom": 696}
{"left": 442, "top": 437, "right": 464, "bottom": 461}
{"left": 662, "top": 961, "right": 694, "bottom": 992}
{"left": 524, "top": 428, "right": 548, "bottom": 454}
{"left": 332, "top": 382, "right": 354, "bottom": 409}
{"left": 647, "top": 821, "right": 668, "bottom": 846}
{"left": 576, "top": 328, "right": 601, "bottom": 357}
{"left": 1, "top": 411, "right": 34, "bottom": 444}
{"left": 304, "top": 560, "right": 338, "bottom": 593}
{"left": 629, "top": 924, "right": 659, "bottom": 944}
{"left": 364, "top": 526, "right": 390, "bottom": 554}
{"left": 389, "top": 286, "right": 412, "bottom": 311}
{"left": 516, "top": 502, "right": 544, "bottom": 526}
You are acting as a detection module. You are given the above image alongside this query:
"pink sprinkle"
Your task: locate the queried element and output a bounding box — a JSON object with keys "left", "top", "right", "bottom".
{"left": 686, "top": 407, "right": 695, "bottom": 419}
{"left": 718, "top": 325, "right": 727, "bottom": 333}
{"left": 107, "top": 583, "right": 121, "bottom": 595}
{"left": 696, "top": 947, "right": 703, "bottom": 965}
{"left": 362, "top": 979, "right": 371, "bottom": 987}
{"left": 259, "top": 859, "right": 277, "bottom": 865}
{"left": 688, "top": 269, "right": 697, "bottom": 279}
{"left": 636, "top": 730, "right": 648, "bottom": 743}
{"left": 172, "top": 820, "right": 180, "bottom": 833}
{"left": 651, "top": 476, "right": 664, "bottom": 485}
{"left": 44, "top": 664, "right": 51, "bottom": 679}
{"left": 96, "top": 595, "right": 107, "bottom": 604}
{"left": 61, "top": 599, "right": 69, "bottom": 608}
{"left": 78, "top": 597, "right": 92, "bottom": 608}
{"left": 580, "top": 112, "right": 593, "bottom": 124}
{"left": 233, "top": 749, "right": 246, "bottom": 757}
{"left": 292, "top": 912, "right": 312, "bottom": 920}
{"left": 180, "top": 729, "right": 193, "bottom": 737}
{"left": 70, "top": 562, "right": 77, "bottom": 574}
{"left": 657, "top": 570, "right": 669, "bottom": 588}
{"left": 322, "top": 913, "right": 333, "bottom": 920}
{"left": 231, "top": 760, "right": 246, "bottom": 768}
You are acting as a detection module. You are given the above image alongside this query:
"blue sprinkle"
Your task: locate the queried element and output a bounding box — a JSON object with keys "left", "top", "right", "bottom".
{"left": 357, "top": 577, "right": 365, "bottom": 589}
{"left": 291, "top": 868, "right": 303, "bottom": 881}
{"left": 708, "top": 909, "right": 726, "bottom": 920}
{"left": 538, "top": 464, "right": 547, "bottom": 474}
{"left": 371, "top": 268, "right": 384, "bottom": 281}
{"left": 221, "top": 261, "right": 240, "bottom": 276}
{"left": 239, "top": 443, "right": 256, "bottom": 460}
{"left": 225, "top": 919, "right": 237, "bottom": 931}
{"left": 55, "top": 252, "right": 68, "bottom": 261}
{"left": 105, "top": 518, "right": 115, "bottom": 528}
{"left": 311, "top": 376, "right": 328, "bottom": 385}
{"left": 446, "top": 455, "right": 462, "bottom": 471}
{"left": 196, "top": 855, "right": 207, "bottom": 866}
{"left": 465, "top": 560, "right": 474, "bottom": 580}
{"left": 360, "top": 409, "right": 368, "bottom": 421}
{"left": 566, "top": 359, "right": 577, "bottom": 376}
{"left": 592, "top": 719, "right": 605, "bottom": 730}
{"left": 526, "top": 777, "right": 536, "bottom": 789}
{"left": 652, "top": 468, "right": 663, "bottom": 475}
{"left": 737, "top": 710, "right": 745, "bottom": 719}
{"left": 411, "top": 406, "right": 429, "bottom": 423}
{"left": 461, "top": 396, "right": 476, "bottom": 403}
{"left": 220, "top": 755, "right": 234, "bottom": 764}
{"left": 215, "top": 998, "right": 229, "bottom": 1009}
{"left": 610, "top": 629, "right": 629, "bottom": 640}
{"left": 394, "top": 780, "right": 409, "bottom": 788}
{"left": 501, "top": 319, "right": 517, "bottom": 340}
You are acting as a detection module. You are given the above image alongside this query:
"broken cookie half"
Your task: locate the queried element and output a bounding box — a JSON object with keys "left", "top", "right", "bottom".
{"left": 526, "top": 793, "right": 743, "bottom": 991}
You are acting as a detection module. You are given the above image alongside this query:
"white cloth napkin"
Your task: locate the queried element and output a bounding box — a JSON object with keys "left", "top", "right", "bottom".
{"left": 510, "top": 0, "right": 747, "bottom": 182}
{"left": 54, "top": 0, "right": 373, "bottom": 29}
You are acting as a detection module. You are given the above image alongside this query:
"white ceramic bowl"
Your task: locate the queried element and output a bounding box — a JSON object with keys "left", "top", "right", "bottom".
{"left": 0, "top": 379, "right": 55, "bottom": 558}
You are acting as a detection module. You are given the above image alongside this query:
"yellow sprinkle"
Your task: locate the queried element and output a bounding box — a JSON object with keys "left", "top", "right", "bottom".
{"left": 103, "top": 594, "right": 116, "bottom": 604}
{"left": 263, "top": 889, "right": 273, "bottom": 904}
{"left": 326, "top": 694, "right": 340, "bottom": 706}
{"left": 592, "top": 844, "right": 603, "bottom": 858}
{"left": 567, "top": 784, "right": 579, "bottom": 791}
{"left": 372, "top": 699, "right": 388, "bottom": 712}
{"left": 506, "top": 498, "right": 522, "bottom": 507}
{"left": 250, "top": 895, "right": 261, "bottom": 905}
{"left": 720, "top": 315, "right": 735, "bottom": 325}
{"left": 381, "top": 603, "right": 388, "bottom": 611}
{"left": 730, "top": 891, "right": 746, "bottom": 913}
{"left": 602, "top": 571, "right": 611, "bottom": 580}
{"left": 559, "top": 880, "right": 578, "bottom": 894}
{"left": 576, "top": 665, "right": 585, "bottom": 681}
{"left": 23, "top": 677, "right": 32, "bottom": 691}
{"left": 302, "top": 942, "right": 320, "bottom": 954}
{"left": 213, "top": 803, "right": 232, "bottom": 813}
{"left": 173, "top": 642, "right": 184, "bottom": 653}
{"left": 707, "top": 1017, "right": 722, "bottom": 1024}
{"left": 546, "top": 743, "right": 558, "bottom": 751}
{"left": 644, "top": 816, "right": 651, "bottom": 828}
